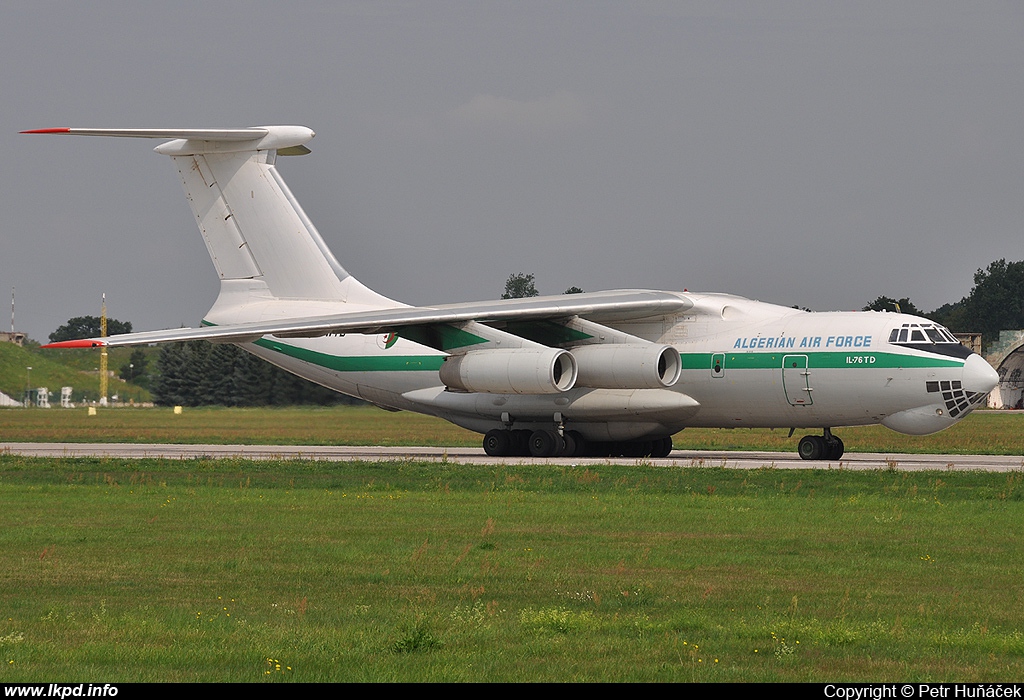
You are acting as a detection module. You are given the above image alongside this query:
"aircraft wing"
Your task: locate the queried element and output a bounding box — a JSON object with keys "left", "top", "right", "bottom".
{"left": 42, "top": 290, "right": 690, "bottom": 349}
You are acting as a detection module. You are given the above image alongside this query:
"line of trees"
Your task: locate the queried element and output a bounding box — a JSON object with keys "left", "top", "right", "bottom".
{"left": 151, "top": 341, "right": 357, "bottom": 407}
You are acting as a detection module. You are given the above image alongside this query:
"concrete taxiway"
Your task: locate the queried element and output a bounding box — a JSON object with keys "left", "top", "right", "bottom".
{"left": 1, "top": 443, "right": 1021, "bottom": 471}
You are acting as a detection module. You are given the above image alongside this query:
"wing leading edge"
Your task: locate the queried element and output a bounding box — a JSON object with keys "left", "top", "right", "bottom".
{"left": 42, "top": 290, "right": 692, "bottom": 349}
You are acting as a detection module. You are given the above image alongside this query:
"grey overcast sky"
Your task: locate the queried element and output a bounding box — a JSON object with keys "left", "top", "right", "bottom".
{"left": 3, "top": 1, "right": 1023, "bottom": 342}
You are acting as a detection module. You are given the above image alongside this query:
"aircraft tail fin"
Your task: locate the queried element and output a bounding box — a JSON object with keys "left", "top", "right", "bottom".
{"left": 22, "top": 126, "right": 397, "bottom": 315}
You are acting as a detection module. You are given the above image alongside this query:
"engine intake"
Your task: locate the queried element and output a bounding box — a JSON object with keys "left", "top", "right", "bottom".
{"left": 571, "top": 344, "right": 681, "bottom": 389}
{"left": 439, "top": 348, "right": 578, "bottom": 394}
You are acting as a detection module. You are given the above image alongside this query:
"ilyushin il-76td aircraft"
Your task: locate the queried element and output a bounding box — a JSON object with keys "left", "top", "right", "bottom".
{"left": 29, "top": 125, "right": 999, "bottom": 460}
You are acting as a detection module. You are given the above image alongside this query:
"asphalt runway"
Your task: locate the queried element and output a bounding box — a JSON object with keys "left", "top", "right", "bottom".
{"left": 1, "top": 442, "right": 1022, "bottom": 470}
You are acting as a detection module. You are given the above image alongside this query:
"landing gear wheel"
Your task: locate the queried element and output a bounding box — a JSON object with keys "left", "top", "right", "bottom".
{"left": 651, "top": 436, "right": 673, "bottom": 458}
{"left": 798, "top": 435, "right": 825, "bottom": 460}
{"left": 529, "top": 430, "right": 562, "bottom": 457}
{"left": 565, "top": 430, "right": 586, "bottom": 457}
{"left": 559, "top": 431, "right": 577, "bottom": 457}
{"left": 483, "top": 429, "right": 511, "bottom": 457}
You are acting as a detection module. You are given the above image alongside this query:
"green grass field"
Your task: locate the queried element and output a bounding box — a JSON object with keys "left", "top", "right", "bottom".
{"left": 1, "top": 457, "right": 1024, "bottom": 682}
{"left": 1, "top": 406, "right": 1020, "bottom": 681}
{"left": 1, "top": 404, "right": 1022, "bottom": 455}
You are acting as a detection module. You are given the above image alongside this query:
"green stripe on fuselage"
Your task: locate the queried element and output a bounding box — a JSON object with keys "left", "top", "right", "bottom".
{"left": 244, "top": 331, "right": 959, "bottom": 375}
{"left": 681, "top": 351, "right": 962, "bottom": 370}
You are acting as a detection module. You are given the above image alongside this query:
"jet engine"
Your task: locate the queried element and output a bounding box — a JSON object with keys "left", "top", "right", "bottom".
{"left": 439, "top": 348, "right": 578, "bottom": 394}
{"left": 571, "top": 344, "right": 681, "bottom": 389}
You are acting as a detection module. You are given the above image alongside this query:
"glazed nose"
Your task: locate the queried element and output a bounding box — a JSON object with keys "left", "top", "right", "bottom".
{"left": 962, "top": 353, "right": 999, "bottom": 395}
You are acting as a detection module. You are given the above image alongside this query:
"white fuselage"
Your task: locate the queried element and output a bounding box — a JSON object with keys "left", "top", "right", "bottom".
{"left": 236, "top": 292, "right": 993, "bottom": 441}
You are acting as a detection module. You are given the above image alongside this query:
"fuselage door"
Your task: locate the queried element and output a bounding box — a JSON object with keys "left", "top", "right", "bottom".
{"left": 783, "top": 354, "right": 812, "bottom": 405}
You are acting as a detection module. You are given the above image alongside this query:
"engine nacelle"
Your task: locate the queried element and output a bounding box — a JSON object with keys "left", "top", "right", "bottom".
{"left": 571, "top": 344, "right": 681, "bottom": 389}
{"left": 439, "top": 348, "right": 578, "bottom": 394}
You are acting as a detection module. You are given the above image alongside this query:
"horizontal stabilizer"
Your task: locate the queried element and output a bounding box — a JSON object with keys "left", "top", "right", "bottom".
{"left": 22, "top": 127, "right": 269, "bottom": 140}
{"left": 22, "top": 126, "right": 315, "bottom": 155}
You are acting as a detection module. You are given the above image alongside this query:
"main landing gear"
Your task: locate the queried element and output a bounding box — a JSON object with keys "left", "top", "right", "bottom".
{"left": 483, "top": 428, "right": 673, "bottom": 459}
{"left": 797, "top": 428, "right": 844, "bottom": 461}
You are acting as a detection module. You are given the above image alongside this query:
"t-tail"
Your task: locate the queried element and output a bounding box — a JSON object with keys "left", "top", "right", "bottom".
{"left": 22, "top": 126, "right": 399, "bottom": 323}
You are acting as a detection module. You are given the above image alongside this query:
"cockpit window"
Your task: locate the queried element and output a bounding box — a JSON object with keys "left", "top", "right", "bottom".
{"left": 888, "top": 322, "right": 960, "bottom": 346}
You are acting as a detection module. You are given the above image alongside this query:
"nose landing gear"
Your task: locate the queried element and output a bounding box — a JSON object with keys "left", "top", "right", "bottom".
{"left": 797, "top": 428, "right": 844, "bottom": 461}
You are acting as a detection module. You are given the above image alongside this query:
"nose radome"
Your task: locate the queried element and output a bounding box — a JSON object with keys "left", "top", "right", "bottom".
{"left": 962, "top": 353, "right": 999, "bottom": 395}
